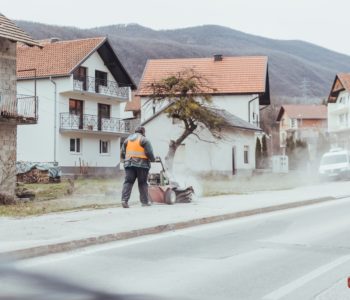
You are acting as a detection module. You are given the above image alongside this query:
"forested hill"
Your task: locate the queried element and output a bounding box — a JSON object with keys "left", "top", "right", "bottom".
{"left": 16, "top": 21, "right": 350, "bottom": 102}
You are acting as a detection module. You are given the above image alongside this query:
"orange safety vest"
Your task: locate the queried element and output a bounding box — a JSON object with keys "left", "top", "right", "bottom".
{"left": 125, "top": 137, "right": 147, "bottom": 159}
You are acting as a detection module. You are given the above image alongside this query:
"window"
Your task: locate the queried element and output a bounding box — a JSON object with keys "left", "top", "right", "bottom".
{"left": 69, "top": 99, "right": 84, "bottom": 129}
{"left": 290, "top": 118, "right": 297, "bottom": 128}
{"left": 95, "top": 70, "right": 108, "bottom": 86}
{"left": 99, "top": 140, "right": 110, "bottom": 154}
{"left": 98, "top": 104, "right": 111, "bottom": 131}
{"left": 73, "top": 66, "right": 87, "bottom": 81}
{"left": 69, "top": 99, "right": 84, "bottom": 116}
{"left": 339, "top": 113, "right": 349, "bottom": 127}
{"left": 70, "top": 138, "right": 81, "bottom": 153}
{"left": 73, "top": 67, "right": 87, "bottom": 91}
{"left": 244, "top": 145, "right": 249, "bottom": 164}
{"left": 152, "top": 100, "right": 156, "bottom": 115}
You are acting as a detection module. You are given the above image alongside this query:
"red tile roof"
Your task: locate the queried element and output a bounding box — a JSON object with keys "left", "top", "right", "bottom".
{"left": 137, "top": 56, "right": 268, "bottom": 96}
{"left": 328, "top": 73, "right": 350, "bottom": 103}
{"left": 125, "top": 94, "right": 141, "bottom": 112}
{"left": 277, "top": 104, "right": 327, "bottom": 121}
{"left": 17, "top": 37, "right": 106, "bottom": 78}
{"left": 337, "top": 73, "right": 350, "bottom": 92}
{"left": 0, "top": 13, "right": 40, "bottom": 47}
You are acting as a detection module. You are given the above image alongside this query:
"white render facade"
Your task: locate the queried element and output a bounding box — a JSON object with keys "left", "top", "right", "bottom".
{"left": 141, "top": 94, "right": 261, "bottom": 175}
{"left": 328, "top": 90, "right": 350, "bottom": 148}
{"left": 17, "top": 50, "right": 133, "bottom": 175}
{"left": 141, "top": 94, "right": 260, "bottom": 126}
{"left": 328, "top": 90, "right": 350, "bottom": 132}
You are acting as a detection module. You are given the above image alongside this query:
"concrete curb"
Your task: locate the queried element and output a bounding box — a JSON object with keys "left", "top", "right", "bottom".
{"left": 2, "top": 195, "right": 347, "bottom": 260}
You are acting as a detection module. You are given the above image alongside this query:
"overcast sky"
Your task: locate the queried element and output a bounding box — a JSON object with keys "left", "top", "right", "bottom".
{"left": 2, "top": 0, "right": 350, "bottom": 55}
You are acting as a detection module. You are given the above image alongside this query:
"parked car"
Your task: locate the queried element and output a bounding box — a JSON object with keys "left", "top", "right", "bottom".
{"left": 318, "top": 148, "right": 350, "bottom": 180}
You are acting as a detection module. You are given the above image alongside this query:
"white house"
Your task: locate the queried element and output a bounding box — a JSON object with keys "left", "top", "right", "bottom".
{"left": 276, "top": 104, "right": 327, "bottom": 157}
{"left": 327, "top": 73, "right": 350, "bottom": 149}
{"left": 137, "top": 55, "right": 270, "bottom": 175}
{"left": 16, "top": 37, "right": 136, "bottom": 175}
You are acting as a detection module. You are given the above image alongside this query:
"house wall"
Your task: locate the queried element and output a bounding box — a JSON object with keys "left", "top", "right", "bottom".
{"left": 327, "top": 90, "right": 350, "bottom": 149}
{"left": 17, "top": 78, "right": 59, "bottom": 162}
{"left": 17, "top": 51, "right": 127, "bottom": 173}
{"left": 328, "top": 90, "right": 350, "bottom": 132}
{"left": 81, "top": 51, "right": 115, "bottom": 82}
{"left": 211, "top": 94, "right": 260, "bottom": 124}
{"left": 141, "top": 94, "right": 260, "bottom": 126}
{"left": 144, "top": 113, "right": 256, "bottom": 175}
{"left": 0, "top": 38, "right": 17, "bottom": 196}
{"left": 300, "top": 119, "right": 327, "bottom": 128}
{"left": 279, "top": 112, "right": 327, "bottom": 146}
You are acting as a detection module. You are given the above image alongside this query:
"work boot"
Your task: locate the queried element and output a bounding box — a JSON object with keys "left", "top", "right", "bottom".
{"left": 122, "top": 201, "right": 129, "bottom": 208}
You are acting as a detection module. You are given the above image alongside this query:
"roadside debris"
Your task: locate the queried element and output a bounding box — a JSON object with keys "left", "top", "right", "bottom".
{"left": 16, "top": 162, "right": 61, "bottom": 184}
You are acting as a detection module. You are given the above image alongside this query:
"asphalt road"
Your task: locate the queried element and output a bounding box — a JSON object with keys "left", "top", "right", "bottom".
{"left": 12, "top": 197, "right": 350, "bottom": 300}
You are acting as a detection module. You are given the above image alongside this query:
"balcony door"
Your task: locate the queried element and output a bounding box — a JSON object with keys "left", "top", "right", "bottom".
{"left": 73, "top": 67, "right": 87, "bottom": 91}
{"left": 98, "top": 103, "right": 111, "bottom": 131}
{"left": 95, "top": 70, "right": 108, "bottom": 93}
{"left": 69, "top": 99, "right": 84, "bottom": 129}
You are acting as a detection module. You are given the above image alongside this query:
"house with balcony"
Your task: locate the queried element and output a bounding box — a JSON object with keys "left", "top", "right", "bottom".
{"left": 16, "top": 37, "right": 136, "bottom": 175}
{"left": 276, "top": 104, "right": 327, "bottom": 152}
{"left": 137, "top": 55, "right": 270, "bottom": 175}
{"left": 327, "top": 73, "right": 350, "bottom": 149}
{"left": 0, "top": 13, "right": 39, "bottom": 197}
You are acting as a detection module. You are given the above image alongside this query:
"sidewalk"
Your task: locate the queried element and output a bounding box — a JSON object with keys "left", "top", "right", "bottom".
{"left": 1, "top": 181, "right": 350, "bottom": 259}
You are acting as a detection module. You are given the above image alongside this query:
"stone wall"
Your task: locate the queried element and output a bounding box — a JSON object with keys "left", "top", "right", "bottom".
{"left": 0, "top": 37, "right": 17, "bottom": 197}
{"left": 0, "top": 124, "right": 17, "bottom": 195}
{"left": 0, "top": 37, "right": 16, "bottom": 93}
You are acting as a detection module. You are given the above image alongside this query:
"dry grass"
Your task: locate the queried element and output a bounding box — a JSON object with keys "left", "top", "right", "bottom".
{"left": 201, "top": 172, "right": 319, "bottom": 197}
{"left": 0, "top": 177, "right": 125, "bottom": 217}
{"left": 0, "top": 172, "right": 319, "bottom": 217}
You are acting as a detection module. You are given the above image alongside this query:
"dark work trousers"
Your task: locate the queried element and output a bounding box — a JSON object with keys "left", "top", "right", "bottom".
{"left": 121, "top": 167, "right": 149, "bottom": 204}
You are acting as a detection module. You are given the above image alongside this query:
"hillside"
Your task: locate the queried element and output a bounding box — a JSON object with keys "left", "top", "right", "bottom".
{"left": 15, "top": 21, "right": 350, "bottom": 102}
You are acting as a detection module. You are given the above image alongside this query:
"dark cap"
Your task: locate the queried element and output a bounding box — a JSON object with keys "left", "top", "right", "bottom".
{"left": 135, "top": 126, "right": 145, "bottom": 136}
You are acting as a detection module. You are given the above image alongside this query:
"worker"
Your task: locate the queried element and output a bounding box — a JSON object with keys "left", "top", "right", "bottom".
{"left": 120, "top": 126, "right": 155, "bottom": 208}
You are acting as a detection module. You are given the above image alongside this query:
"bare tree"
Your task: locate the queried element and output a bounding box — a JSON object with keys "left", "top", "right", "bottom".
{"left": 147, "top": 69, "right": 227, "bottom": 171}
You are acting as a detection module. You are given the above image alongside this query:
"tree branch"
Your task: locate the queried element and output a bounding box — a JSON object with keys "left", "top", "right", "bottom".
{"left": 191, "top": 132, "right": 217, "bottom": 144}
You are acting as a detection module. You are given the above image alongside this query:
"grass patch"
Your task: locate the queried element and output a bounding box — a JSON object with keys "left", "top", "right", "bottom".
{"left": 0, "top": 201, "right": 121, "bottom": 217}
{"left": 1, "top": 177, "right": 125, "bottom": 217}
{"left": 25, "top": 181, "right": 70, "bottom": 201}
{"left": 201, "top": 172, "right": 319, "bottom": 197}
{"left": 0, "top": 172, "right": 320, "bottom": 216}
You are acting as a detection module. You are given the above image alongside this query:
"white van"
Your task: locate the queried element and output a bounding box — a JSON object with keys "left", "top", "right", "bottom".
{"left": 319, "top": 148, "right": 350, "bottom": 180}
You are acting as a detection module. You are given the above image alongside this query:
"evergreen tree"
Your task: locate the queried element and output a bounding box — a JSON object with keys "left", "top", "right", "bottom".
{"left": 255, "top": 137, "right": 262, "bottom": 169}
{"left": 261, "top": 134, "right": 268, "bottom": 168}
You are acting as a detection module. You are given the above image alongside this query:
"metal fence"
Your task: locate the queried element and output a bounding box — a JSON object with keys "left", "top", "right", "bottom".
{"left": 0, "top": 92, "right": 38, "bottom": 121}
{"left": 60, "top": 113, "right": 134, "bottom": 134}
{"left": 73, "top": 76, "right": 129, "bottom": 99}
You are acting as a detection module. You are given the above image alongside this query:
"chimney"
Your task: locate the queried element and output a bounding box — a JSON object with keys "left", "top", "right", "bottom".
{"left": 50, "top": 37, "right": 60, "bottom": 43}
{"left": 214, "top": 54, "right": 223, "bottom": 61}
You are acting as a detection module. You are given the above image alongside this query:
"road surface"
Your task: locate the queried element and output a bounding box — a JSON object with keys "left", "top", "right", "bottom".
{"left": 11, "top": 197, "right": 350, "bottom": 299}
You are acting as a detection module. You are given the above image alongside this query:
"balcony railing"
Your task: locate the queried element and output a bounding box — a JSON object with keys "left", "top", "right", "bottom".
{"left": 73, "top": 76, "right": 129, "bottom": 99}
{"left": 60, "top": 113, "right": 135, "bottom": 134}
{"left": 0, "top": 92, "right": 38, "bottom": 122}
